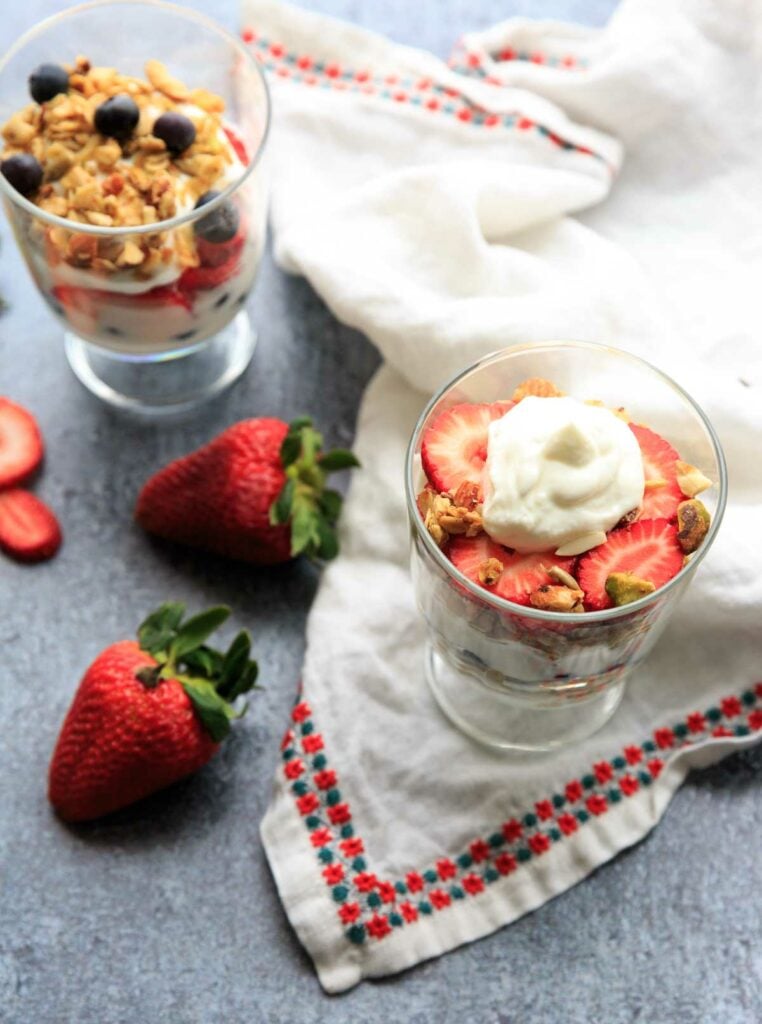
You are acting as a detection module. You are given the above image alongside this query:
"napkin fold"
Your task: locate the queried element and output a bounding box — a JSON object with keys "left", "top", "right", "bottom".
{"left": 244, "top": 0, "right": 762, "bottom": 991}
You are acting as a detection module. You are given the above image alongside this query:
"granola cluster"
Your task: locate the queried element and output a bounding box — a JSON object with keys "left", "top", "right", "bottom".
{"left": 1, "top": 57, "right": 236, "bottom": 278}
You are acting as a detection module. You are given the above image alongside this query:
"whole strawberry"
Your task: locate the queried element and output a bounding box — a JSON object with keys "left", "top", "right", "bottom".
{"left": 135, "top": 417, "right": 359, "bottom": 564}
{"left": 48, "top": 603, "right": 258, "bottom": 822}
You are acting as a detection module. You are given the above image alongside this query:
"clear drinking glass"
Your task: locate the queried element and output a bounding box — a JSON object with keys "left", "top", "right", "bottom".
{"left": 0, "top": 0, "right": 270, "bottom": 415}
{"left": 405, "top": 342, "right": 727, "bottom": 751}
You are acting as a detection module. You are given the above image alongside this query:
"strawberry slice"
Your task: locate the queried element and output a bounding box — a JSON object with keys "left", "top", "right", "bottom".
{"left": 195, "top": 229, "right": 246, "bottom": 269}
{"left": 629, "top": 423, "right": 682, "bottom": 521}
{"left": 448, "top": 534, "right": 575, "bottom": 607}
{"left": 0, "top": 398, "right": 43, "bottom": 488}
{"left": 179, "top": 252, "right": 241, "bottom": 292}
{"left": 421, "top": 401, "right": 514, "bottom": 494}
{"left": 223, "top": 126, "right": 249, "bottom": 165}
{"left": 54, "top": 283, "right": 192, "bottom": 314}
{"left": 0, "top": 488, "right": 62, "bottom": 562}
{"left": 577, "top": 519, "right": 683, "bottom": 611}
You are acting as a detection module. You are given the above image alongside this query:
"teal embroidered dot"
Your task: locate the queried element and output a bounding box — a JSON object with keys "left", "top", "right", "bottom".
{"left": 395, "top": 881, "right": 407, "bottom": 894}
{"left": 282, "top": 748, "right": 295, "bottom": 761}
{"left": 313, "top": 61, "right": 325, "bottom": 73}
{"left": 424, "top": 869, "right": 437, "bottom": 884}
{"left": 735, "top": 725, "right": 750, "bottom": 736}
{"left": 367, "top": 892, "right": 381, "bottom": 908}
{"left": 537, "top": 125, "right": 549, "bottom": 136}
{"left": 742, "top": 690, "right": 755, "bottom": 706}
{"left": 457, "top": 853, "right": 473, "bottom": 869}
{"left": 550, "top": 828, "right": 561, "bottom": 842}
{"left": 523, "top": 813, "right": 537, "bottom": 828}
{"left": 643, "top": 739, "right": 657, "bottom": 752}
{"left": 608, "top": 789, "right": 622, "bottom": 804}
{"left": 612, "top": 756, "right": 626, "bottom": 770}
{"left": 389, "top": 912, "right": 403, "bottom": 928}
{"left": 484, "top": 868, "right": 499, "bottom": 884}
{"left": 411, "top": 96, "right": 422, "bottom": 105}
{"left": 576, "top": 809, "right": 589, "bottom": 823}
{"left": 305, "top": 815, "right": 321, "bottom": 830}
{"left": 673, "top": 723, "right": 688, "bottom": 738}
{"left": 312, "top": 754, "right": 327, "bottom": 770}
{"left": 419, "top": 901, "right": 432, "bottom": 915}
{"left": 638, "top": 771, "right": 652, "bottom": 786}
{"left": 318, "top": 848, "right": 333, "bottom": 864}
{"left": 332, "top": 886, "right": 348, "bottom": 902}
{"left": 291, "top": 780, "right": 308, "bottom": 796}
{"left": 352, "top": 857, "right": 366, "bottom": 871}
{"left": 347, "top": 925, "right": 365, "bottom": 944}
{"left": 326, "top": 789, "right": 341, "bottom": 806}
{"left": 552, "top": 794, "right": 565, "bottom": 809}
{"left": 381, "top": 90, "right": 390, "bottom": 99}
{"left": 489, "top": 832, "right": 504, "bottom": 848}
{"left": 444, "top": 104, "right": 455, "bottom": 114}
{"left": 340, "top": 824, "right": 354, "bottom": 839}
{"left": 451, "top": 886, "right": 464, "bottom": 900}
{"left": 517, "top": 848, "right": 531, "bottom": 863}
{"left": 301, "top": 722, "right": 314, "bottom": 736}
{"left": 706, "top": 707, "right": 721, "bottom": 722}
{"left": 582, "top": 774, "right": 595, "bottom": 790}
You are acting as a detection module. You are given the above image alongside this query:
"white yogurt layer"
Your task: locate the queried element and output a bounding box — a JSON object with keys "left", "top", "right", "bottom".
{"left": 482, "top": 396, "right": 645, "bottom": 554}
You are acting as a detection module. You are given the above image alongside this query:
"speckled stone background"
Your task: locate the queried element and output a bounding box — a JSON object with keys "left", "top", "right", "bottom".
{"left": 0, "top": 2, "right": 760, "bottom": 1022}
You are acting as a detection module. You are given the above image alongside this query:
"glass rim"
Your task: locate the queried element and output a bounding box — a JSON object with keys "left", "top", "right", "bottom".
{"left": 0, "top": 0, "right": 271, "bottom": 237}
{"left": 404, "top": 340, "right": 729, "bottom": 624}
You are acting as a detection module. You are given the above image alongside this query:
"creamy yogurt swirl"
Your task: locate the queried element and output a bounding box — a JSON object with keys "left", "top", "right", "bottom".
{"left": 482, "top": 396, "right": 644, "bottom": 554}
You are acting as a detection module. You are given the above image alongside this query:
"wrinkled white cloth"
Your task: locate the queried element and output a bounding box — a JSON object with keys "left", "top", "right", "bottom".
{"left": 246, "top": 0, "right": 762, "bottom": 992}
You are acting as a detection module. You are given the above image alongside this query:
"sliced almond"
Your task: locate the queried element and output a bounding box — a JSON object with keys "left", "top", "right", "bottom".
{"left": 675, "top": 460, "right": 712, "bottom": 498}
{"left": 555, "top": 531, "right": 607, "bottom": 557}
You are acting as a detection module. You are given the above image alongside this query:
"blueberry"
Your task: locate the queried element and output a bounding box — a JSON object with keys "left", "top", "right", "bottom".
{"left": 94, "top": 94, "right": 140, "bottom": 141}
{"left": 29, "top": 63, "right": 70, "bottom": 104}
{"left": 1, "top": 153, "right": 43, "bottom": 197}
{"left": 153, "top": 111, "right": 196, "bottom": 154}
{"left": 193, "top": 190, "right": 239, "bottom": 243}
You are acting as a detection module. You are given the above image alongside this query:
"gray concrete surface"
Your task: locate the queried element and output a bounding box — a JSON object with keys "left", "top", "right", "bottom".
{"left": 0, "top": 2, "right": 759, "bottom": 1022}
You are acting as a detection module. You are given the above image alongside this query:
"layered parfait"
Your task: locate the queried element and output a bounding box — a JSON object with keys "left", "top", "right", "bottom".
{"left": 416, "top": 376, "right": 713, "bottom": 614}
{"left": 0, "top": 57, "right": 263, "bottom": 353}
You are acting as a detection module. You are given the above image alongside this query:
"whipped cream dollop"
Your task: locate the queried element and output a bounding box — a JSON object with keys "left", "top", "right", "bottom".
{"left": 481, "top": 396, "right": 645, "bottom": 554}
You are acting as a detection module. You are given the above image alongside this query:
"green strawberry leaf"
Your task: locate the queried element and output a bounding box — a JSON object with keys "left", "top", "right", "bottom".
{"left": 219, "top": 631, "right": 251, "bottom": 690}
{"left": 179, "top": 678, "right": 232, "bottom": 743}
{"left": 182, "top": 645, "right": 223, "bottom": 679}
{"left": 315, "top": 516, "right": 339, "bottom": 561}
{"left": 318, "top": 488, "right": 343, "bottom": 523}
{"left": 319, "top": 450, "right": 361, "bottom": 471}
{"left": 225, "top": 660, "right": 259, "bottom": 701}
{"left": 269, "top": 477, "right": 296, "bottom": 526}
{"left": 171, "top": 606, "right": 230, "bottom": 661}
{"left": 138, "top": 601, "right": 186, "bottom": 654}
{"left": 290, "top": 494, "right": 321, "bottom": 557}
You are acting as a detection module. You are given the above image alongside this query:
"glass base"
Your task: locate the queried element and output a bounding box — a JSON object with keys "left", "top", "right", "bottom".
{"left": 425, "top": 642, "right": 626, "bottom": 752}
{"left": 64, "top": 311, "right": 256, "bottom": 416}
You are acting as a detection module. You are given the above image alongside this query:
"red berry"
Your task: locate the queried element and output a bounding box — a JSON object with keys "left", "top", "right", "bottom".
{"left": 448, "top": 533, "right": 575, "bottom": 607}
{"left": 421, "top": 401, "right": 514, "bottom": 495}
{"left": 0, "top": 488, "right": 61, "bottom": 562}
{"left": 629, "top": 424, "right": 683, "bottom": 520}
{"left": 0, "top": 397, "right": 44, "bottom": 488}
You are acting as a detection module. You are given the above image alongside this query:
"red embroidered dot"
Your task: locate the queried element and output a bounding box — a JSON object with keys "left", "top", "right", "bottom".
{"left": 302, "top": 734, "right": 324, "bottom": 754}
{"left": 241, "top": 27, "right": 255, "bottom": 44}
{"left": 499, "top": 48, "right": 516, "bottom": 61}
{"left": 619, "top": 774, "right": 639, "bottom": 796}
{"left": 325, "top": 63, "right": 341, "bottom": 78}
{"left": 354, "top": 69, "right": 370, "bottom": 82}
{"left": 296, "top": 793, "right": 319, "bottom": 815}
{"left": 624, "top": 746, "right": 643, "bottom": 765}
{"left": 280, "top": 728, "right": 294, "bottom": 751}
{"left": 322, "top": 863, "right": 344, "bottom": 885}
{"left": 467, "top": 53, "right": 481, "bottom": 68}
{"left": 535, "top": 800, "right": 554, "bottom": 821}
{"left": 296, "top": 55, "right": 312, "bottom": 70}
{"left": 530, "top": 52, "right": 545, "bottom": 64}
{"left": 462, "top": 873, "right": 485, "bottom": 896}
{"left": 721, "top": 696, "right": 742, "bottom": 718}
{"left": 355, "top": 872, "right": 378, "bottom": 892}
{"left": 310, "top": 827, "right": 332, "bottom": 847}
{"left": 313, "top": 769, "right": 337, "bottom": 790}
{"left": 502, "top": 818, "right": 523, "bottom": 842}
{"left": 443, "top": 86, "right": 459, "bottom": 98}
{"left": 712, "top": 725, "right": 733, "bottom": 737}
{"left": 562, "top": 55, "right": 576, "bottom": 68}
{"left": 558, "top": 813, "right": 578, "bottom": 836}
{"left": 334, "top": 82, "right": 348, "bottom": 91}
{"left": 276, "top": 67, "right": 289, "bottom": 78}
{"left": 647, "top": 758, "right": 664, "bottom": 778}
{"left": 385, "top": 74, "right": 399, "bottom": 85}
{"left": 269, "top": 43, "right": 285, "bottom": 58}
{"left": 339, "top": 902, "right": 361, "bottom": 925}
{"left": 327, "top": 803, "right": 351, "bottom": 826}
{"left": 361, "top": 85, "right": 375, "bottom": 95}
{"left": 586, "top": 794, "right": 608, "bottom": 816}
{"left": 393, "top": 91, "right": 408, "bottom": 103}
{"left": 654, "top": 727, "right": 675, "bottom": 749}
{"left": 304, "top": 75, "right": 318, "bottom": 86}
{"left": 485, "top": 75, "right": 501, "bottom": 86}
{"left": 416, "top": 77, "right": 432, "bottom": 90}
{"left": 565, "top": 780, "right": 583, "bottom": 803}
{"left": 292, "top": 702, "right": 311, "bottom": 723}
{"left": 436, "top": 858, "right": 457, "bottom": 880}
{"left": 406, "top": 871, "right": 424, "bottom": 893}
{"left": 484, "top": 114, "right": 500, "bottom": 127}
{"left": 430, "top": 889, "right": 451, "bottom": 910}
{"left": 469, "top": 839, "right": 491, "bottom": 863}
{"left": 495, "top": 852, "right": 517, "bottom": 875}
{"left": 528, "top": 833, "right": 551, "bottom": 855}
{"left": 749, "top": 709, "right": 762, "bottom": 730}
{"left": 425, "top": 98, "right": 440, "bottom": 111}
{"left": 517, "top": 116, "right": 534, "bottom": 130}
{"left": 366, "top": 913, "right": 391, "bottom": 940}
{"left": 378, "top": 881, "right": 397, "bottom": 904}
{"left": 400, "top": 901, "right": 418, "bottom": 922}
{"left": 339, "top": 837, "right": 364, "bottom": 857}
{"left": 687, "top": 712, "right": 706, "bottom": 734}
{"left": 284, "top": 758, "right": 304, "bottom": 780}
{"left": 594, "top": 761, "right": 614, "bottom": 785}
{"left": 457, "top": 108, "right": 472, "bottom": 122}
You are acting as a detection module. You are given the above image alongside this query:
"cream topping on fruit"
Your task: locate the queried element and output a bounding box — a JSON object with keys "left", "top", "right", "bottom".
{"left": 481, "top": 396, "right": 645, "bottom": 555}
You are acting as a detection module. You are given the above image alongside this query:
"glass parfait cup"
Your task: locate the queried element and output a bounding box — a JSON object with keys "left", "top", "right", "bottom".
{"left": 405, "top": 342, "right": 727, "bottom": 751}
{"left": 0, "top": 0, "right": 270, "bottom": 415}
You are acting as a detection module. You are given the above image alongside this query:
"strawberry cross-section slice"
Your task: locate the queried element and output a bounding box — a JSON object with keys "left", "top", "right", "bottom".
{"left": 629, "top": 423, "right": 683, "bottom": 521}
{"left": 421, "top": 401, "right": 514, "bottom": 495}
{"left": 448, "top": 534, "right": 575, "bottom": 607}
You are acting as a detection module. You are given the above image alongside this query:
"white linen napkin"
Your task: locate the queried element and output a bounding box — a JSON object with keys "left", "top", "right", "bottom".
{"left": 244, "top": 0, "right": 762, "bottom": 992}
